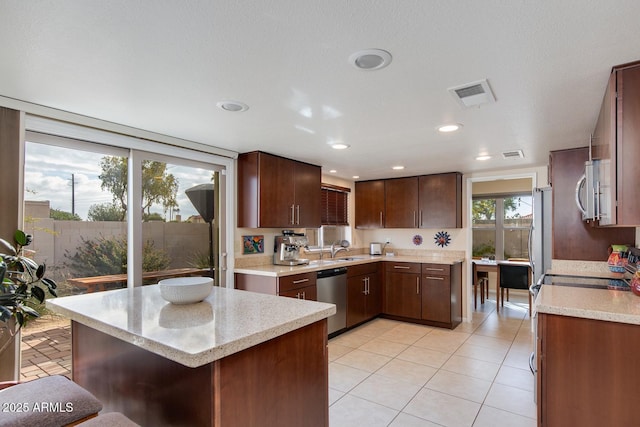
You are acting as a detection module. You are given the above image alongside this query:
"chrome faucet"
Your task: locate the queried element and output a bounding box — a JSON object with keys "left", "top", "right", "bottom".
{"left": 330, "top": 243, "right": 349, "bottom": 258}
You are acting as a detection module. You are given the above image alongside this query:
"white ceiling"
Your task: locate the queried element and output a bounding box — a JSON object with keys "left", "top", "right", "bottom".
{"left": 2, "top": 1, "right": 640, "bottom": 181}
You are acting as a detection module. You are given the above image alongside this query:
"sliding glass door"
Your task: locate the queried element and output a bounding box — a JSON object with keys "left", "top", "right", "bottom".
{"left": 24, "top": 124, "right": 229, "bottom": 296}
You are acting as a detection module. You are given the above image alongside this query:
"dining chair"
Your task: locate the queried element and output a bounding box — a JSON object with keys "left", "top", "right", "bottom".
{"left": 0, "top": 375, "right": 103, "bottom": 426}
{"left": 499, "top": 263, "right": 532, "bottom": 315}
{"left": 474, "top": 271, "right": 489, "bottom": 309}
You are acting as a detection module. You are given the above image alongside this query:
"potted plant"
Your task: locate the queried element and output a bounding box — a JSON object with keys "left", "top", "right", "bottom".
{"left": 0, "top": 230, "right": 57, "bottom": 355}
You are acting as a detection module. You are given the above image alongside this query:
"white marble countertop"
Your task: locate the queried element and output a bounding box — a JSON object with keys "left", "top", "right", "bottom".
{"left": 535, "top": 284, "right": 640, "bottom": 325}
{"left": 234, "top": 254, "right": 465, "bottom": 277}
{"left": 47, "top": 285, "right": 336, "bottom": 368}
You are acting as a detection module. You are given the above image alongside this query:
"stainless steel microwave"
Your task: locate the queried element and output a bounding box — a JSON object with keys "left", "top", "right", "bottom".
{"left": 575, "top": 159, "right": 600, "bottom": 222}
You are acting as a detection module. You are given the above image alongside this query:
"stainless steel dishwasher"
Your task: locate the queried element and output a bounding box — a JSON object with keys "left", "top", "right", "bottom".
{"left": 316, "top": 267, "right": 347, "bottom": 335}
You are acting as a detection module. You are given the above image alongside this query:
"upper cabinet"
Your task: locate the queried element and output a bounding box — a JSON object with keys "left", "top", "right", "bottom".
{"left": 385, "top": 177, "right": 419, "bottom": 228}
{"left": 355, "top": 180, "right": 385, "bottom": 229}
{"left": 419, "top": 173, "right": 462, "bottom": 228}
{"left": 355, "top": 172, "right": 462, "bottom": 229}
{"left": 237, "top": 151, "right": 321, "bottom": 228}
{"left": 592, "top": 61, "right": 640, "bottom": 226}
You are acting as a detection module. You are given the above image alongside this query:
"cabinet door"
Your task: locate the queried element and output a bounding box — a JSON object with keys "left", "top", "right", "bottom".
{"left": 421, "top": 275, "right": 451, "bottom": 324}
{"left": 258, "top": 153, "right": 295, "bottom": 227}
{"left": 347, "top": 275, "right": 367, "bottom": 327}
{"left": 591, "top": 71, "right": 616, "bottom": 225}
{"left": 418, "top": 173, "right": 462, "bottom": 228}
{"left": 355, "top": 180, "right": 385, "bottom": 229}
{"left": 617, "top": 64, "right": 640, "bottom": 225}
{"left": 365, "top": 271, "right": 382, "bottom": 319}
{"left": 294, "top": 161, "right": 321, "bottom": 227}
{"left": 384, "top": 272, "right": 421, "bottom": 319}
{"left": 385, "top": 177, "right": 418, "bottom": 228}
{"left": 279, "top": 285, "right": 316, "bottom": 301}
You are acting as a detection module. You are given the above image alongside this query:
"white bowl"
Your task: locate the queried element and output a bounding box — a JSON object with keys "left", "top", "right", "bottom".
{"left": 159, "top": 277, "right": 213, "bottom": 304}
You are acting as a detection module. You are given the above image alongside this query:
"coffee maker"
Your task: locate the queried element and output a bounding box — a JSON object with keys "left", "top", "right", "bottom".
{"left": 273, "top": 230, "right": 310, "bottom": 266}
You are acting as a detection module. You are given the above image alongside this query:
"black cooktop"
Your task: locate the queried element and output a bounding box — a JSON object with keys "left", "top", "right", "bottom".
{"left": 533, "top": 273, "right": 629, "bottom": 293}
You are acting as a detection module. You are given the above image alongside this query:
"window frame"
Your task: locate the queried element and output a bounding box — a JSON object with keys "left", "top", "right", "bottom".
{"left": 24, "top": 117, "right": 235, "bottom": 287}
{"left": 472, "top": 192, "right": 532, "bottom": 260}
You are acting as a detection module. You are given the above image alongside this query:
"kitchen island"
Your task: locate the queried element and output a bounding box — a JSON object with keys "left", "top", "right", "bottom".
{"left": 534, "top": 282, "right": 640, "bottom": 427}
{"left": 47, "top": 285, "right": 335, "bottom": 427}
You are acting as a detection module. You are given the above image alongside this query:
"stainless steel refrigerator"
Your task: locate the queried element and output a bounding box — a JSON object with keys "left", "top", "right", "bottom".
{"left": 530, "top": 187, "right": 552, "bottom": 283}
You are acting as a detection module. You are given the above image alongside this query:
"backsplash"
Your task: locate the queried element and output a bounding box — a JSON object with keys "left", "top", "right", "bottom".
{"left": 550, "top": 259, "right": 611, "bottom": 275}
{"left": 233, "top": 248, "right": 466, "bottom": 268}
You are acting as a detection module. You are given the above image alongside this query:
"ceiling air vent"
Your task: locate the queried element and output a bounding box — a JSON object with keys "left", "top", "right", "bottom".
{"left": 501, "top": 149, "right": 524, "bottom": 159}
{"left": 448, "top": 79, "right": 496, "bottom": 109}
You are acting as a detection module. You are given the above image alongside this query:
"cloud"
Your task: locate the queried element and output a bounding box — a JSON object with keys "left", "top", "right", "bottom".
{"left": 25, "top": 142, "right": 216, "bottom": 220}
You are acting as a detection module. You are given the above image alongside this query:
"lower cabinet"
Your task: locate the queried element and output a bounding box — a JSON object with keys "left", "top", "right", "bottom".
{"left": 538, "top": 313, "right": 640, "bottom": 426}
{"left": 383, "top": 262, "right": 421, "bottom": 320}
{"left": 347, "top": 263, "right": 381, "bottom": 328}
{"left": 384, "top": 261, "right": 462, "bottom": 329}
{"left": 421, "top": 263, "right": 462, "bottom": 329}
{"left": 235, "top": 272, "right": 317, "bottom": 301}
{"left": 278, "top": 272, "right": 317, "bottom": 301}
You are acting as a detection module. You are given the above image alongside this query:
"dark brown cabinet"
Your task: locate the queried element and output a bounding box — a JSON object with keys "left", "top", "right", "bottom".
{"left": 421, "top": 263, "right": 462, "bottom": 329}
{"left": 355, "top": 172, "right": 462, "bottom": 229}
{"left": 537, "top": 313, "right": 640, "bottom": 427}
{"left": 591, "top": 61, "right": 640, "bottom": 226}
{"left": 346, "top": 263, "right": 381, "bottom": 328}
{"left": 383, "top": 261, "right": 462, "bottom": 329}
{"left": 549, "top": 148, "right": 634, "bottom": 261}
{"left": 235, "top": 271, "right": 317, "bottom": 301}
{"left": 385, "top": 177, "right": 419, "bottom": 228}
{"left": 355, "top": 180, "right": 385, "bottom": 229}
{"left": 383, "top": 262, "right": 421, "bottom": 319}
{"left": 237, "top": 151, "right": 321, "bottom": 228}
{"left": 419, "top": 173, "right": 462, "bottom": 228}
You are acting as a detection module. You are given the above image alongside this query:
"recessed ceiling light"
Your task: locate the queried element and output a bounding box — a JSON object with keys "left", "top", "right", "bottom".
{"left": 349, "top": 49, "right": 392, "bottom": 71}
{"left": 476, "top": 155, "right": 492, "bottom": 161}
{"left": 392, "top": 165, "right": 405, "bottom": 170}
{"left": 328, "top": 142, "right": 350, "bottom": 150}
{"left": 329, "top": 169, "right": 337, "bottom": 173}
{"left": 216, "top": 100, "right": 249, "bottom": 112}
{"left": 438, "top": 123, "right": 463, "bottom": 133}
{"left": 352, "top": 175, "right": 360, "bottom": 179}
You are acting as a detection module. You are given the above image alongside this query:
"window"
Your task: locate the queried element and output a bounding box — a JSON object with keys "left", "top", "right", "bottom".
{"left": 321, "top": 184, "right": 349, "bottom": 226}
{"left": 472, "top": 194, "right": 532, "bottom": 260}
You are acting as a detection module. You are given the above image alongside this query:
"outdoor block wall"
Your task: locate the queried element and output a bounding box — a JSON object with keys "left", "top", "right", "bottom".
{"left": 23, "top": 218, "right": 209, "bottom": 274}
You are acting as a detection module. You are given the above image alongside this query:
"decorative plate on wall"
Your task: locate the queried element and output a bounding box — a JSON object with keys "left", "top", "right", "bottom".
{"left": 413, "top": 234, "right": 423, "bottom": 246}
{"left": 434, "top": 231, "right": 451, "bottom": 247}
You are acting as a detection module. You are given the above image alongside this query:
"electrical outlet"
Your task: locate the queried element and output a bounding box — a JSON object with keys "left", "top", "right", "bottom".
{"left": 385, "top": 238, "right": 391, "bottom": 244}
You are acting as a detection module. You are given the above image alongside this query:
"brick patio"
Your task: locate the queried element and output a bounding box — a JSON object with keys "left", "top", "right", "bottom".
{"left": 20, "top": 315, "right": 72, "bottom": 381}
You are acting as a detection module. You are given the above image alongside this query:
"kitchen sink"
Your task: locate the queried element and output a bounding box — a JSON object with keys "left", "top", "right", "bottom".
{"left": 333, "top": 256, "right": 369, "bottom": 261}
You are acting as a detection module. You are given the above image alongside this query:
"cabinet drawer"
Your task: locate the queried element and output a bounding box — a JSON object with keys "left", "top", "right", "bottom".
{"left": 279, "top": 272, "right": 317, "bottom": 292}
{"left": 348, "top": 262, "right": 379, "bottom": 277}
{"left": 422, "top": 263, "right": 450, "bottom": 276}
{"left": 385, "top": 262, "right": 421, "bottom": 274}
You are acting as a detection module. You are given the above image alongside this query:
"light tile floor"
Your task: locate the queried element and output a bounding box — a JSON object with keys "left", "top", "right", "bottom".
{"left": 329, "top": 290, "right": 536, "bottom": 427}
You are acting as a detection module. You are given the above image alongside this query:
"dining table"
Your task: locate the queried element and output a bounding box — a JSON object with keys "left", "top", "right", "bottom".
{"left": 472, "top": 259, "right": 532, "bottom": 313}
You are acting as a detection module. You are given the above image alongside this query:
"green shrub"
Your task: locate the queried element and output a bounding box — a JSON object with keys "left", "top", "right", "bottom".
{"left": 64, "top": 235, "right": 170, "bottom": 277}
{"left": 472, "top": 242, "right": 496, "bottom": 258}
